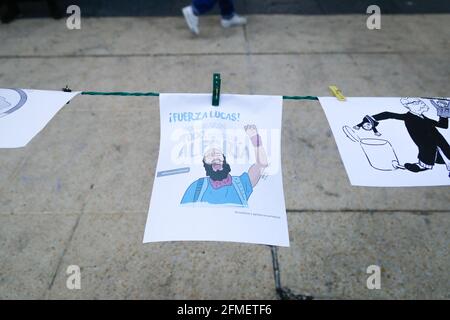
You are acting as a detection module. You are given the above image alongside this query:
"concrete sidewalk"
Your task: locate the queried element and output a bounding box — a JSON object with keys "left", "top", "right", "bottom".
{"left": 0, "top": 14, "right": 449, "bottom": 299}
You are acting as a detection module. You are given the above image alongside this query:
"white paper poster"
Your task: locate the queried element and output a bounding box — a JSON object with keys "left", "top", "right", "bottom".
{"left": 0, "top": 88, "right": 79, "bottom": 148}
{"left": 144, "top": 94, "right": 289, "bottom": 246}
{"left": 319, "top": 97, "right": 450, "bottom": 186}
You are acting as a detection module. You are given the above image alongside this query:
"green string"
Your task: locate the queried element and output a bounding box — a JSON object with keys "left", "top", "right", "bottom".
{"left": 81, "top": 91, "right": 159, "bottom": 97}
{"left": 81, "top": 91, "right": 319, "bottom": 100}
{"left": 282, "top": 95, "right": 319, "bottom": 101}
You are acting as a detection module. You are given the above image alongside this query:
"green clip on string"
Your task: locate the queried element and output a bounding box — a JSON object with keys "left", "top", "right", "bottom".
{"left": 81, "top": 91, "right": 318, "bottom": 100}
{"left": 212, "top": 73, "right": 221, "bottom": 106}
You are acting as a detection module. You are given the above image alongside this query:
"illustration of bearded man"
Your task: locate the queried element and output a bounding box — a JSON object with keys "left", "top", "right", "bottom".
{"left": 181, "top": 125, "right": 268, "bottom": 206}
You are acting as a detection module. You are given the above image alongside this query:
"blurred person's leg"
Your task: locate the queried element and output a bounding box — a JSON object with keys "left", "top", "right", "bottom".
{"left": 219, "top": 0, "right": 246, "bottom": 28}
{"left": 1, "top": 0, "right": 20, "bottom": 24}
{"left": 192, "top": 0, "right": 235, "bottom": 18}
{"left": 217, "top": 0, "right": 235, "bottom": 19}
{"left": 191, "top": 0, "right": 218, "bottom": 15}
{"left": 47, "top": 0, "right": 63, "bottom": 19}
{"left": 182, "top": 2, "right": 203, "bottom": 35}
{"left": 182, "top": 0, "right": 246, "bottom": 34}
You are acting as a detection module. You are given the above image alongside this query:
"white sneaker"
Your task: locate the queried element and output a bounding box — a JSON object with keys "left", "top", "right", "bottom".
{"left": 221, "top": 14, "right": 247, "bottom": 28}
{"left": 182, "top": 6, "right": 199, "bottom": 35}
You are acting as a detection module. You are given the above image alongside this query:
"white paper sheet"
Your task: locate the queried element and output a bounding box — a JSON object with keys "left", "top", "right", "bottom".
{"left": 0, "top": 88, "right": 79, "bottom": 148}
{"left": 144, "top": 94, "right": 289, "bottom": 246}
{"left": 319, "top": 97, "right": 450, "bottom": 186}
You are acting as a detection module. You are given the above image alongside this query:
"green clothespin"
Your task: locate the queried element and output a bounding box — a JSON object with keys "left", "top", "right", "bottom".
{"left": 212, "top": 73, "right": 221, "bottom": 106}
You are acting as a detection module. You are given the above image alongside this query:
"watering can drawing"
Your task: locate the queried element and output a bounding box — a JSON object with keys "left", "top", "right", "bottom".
{"left": 342, "top": 125, "right": 404, "bottom": 171}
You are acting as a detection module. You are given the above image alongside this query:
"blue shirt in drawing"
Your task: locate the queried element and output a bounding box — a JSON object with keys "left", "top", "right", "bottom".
{"left": 181, "top": 172, "right": 253, "bottom": 207}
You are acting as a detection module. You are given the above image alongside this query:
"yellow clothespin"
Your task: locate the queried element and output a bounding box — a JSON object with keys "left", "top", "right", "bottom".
{"left": 329, "top": 85, "right": 346, "bottom": 101}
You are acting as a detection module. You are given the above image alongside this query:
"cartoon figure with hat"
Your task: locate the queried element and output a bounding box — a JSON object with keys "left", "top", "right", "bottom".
{"left": 353, "top": 97, "right": 450, "bottom": 175}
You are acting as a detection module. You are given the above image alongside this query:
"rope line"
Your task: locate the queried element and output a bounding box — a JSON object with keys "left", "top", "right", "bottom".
{"left": 81, "top": 91, "right": 160, "bottom": 97}
{"left": 81, "top": 91, "right": 319, "bottom": 100}
{"left": 282, "top": 95, "right": 319, "bottom": 101}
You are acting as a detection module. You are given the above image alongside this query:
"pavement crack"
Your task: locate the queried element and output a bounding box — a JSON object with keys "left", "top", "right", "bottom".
{"left": 243, "top": 24, "right": 256, "bottom": 95}
{"left": 0, "top": 51, "right": 438, "bottom": 60}
{"left": 286, "top": 209, "right": 448, "bottom": 214}
{"left": 45, "top": 210, "right": 83, "bottom": 297}
{"left": 44, "top": 142, "right": 107, "bottom": 298}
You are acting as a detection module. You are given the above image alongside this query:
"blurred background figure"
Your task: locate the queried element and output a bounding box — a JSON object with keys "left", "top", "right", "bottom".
{"left": 1, "top": 0, "right": 62, "bottom": 23}
{"left": 182, "top": 0, "right": 247, "bottom": 35}
{"left": 0, "top": 0, "right": 20, "bottom": 23}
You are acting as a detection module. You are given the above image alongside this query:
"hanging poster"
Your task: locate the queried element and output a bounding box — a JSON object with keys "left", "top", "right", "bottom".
{"left": 0, "top": 88, "right": 79, "bottom": 148}
{"left": 144, "top": 94, "right": 289, "bottom": 246}
{"left": 319, "top": 97, "right": 450, "bottom": 186}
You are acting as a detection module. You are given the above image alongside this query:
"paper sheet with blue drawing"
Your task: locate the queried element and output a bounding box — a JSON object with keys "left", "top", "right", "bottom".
{"left": 319, "top": 97, "right": 450, "bottom": 186}
{"left": 144, "top": 94, "right": 289, "bottom": 246}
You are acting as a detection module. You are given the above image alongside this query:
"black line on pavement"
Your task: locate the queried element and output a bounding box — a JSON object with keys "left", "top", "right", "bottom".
{"left": 0, "top": 51, "right": 437, "bottom": 60}
{"left": 286, "top": 209, "right": 448, "bottom": 214}
{"left": 46, "top": 211, "right": 83, "bottom": 293}
{"left": 270, "top": 245, "right": 313, "bottom": 300}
